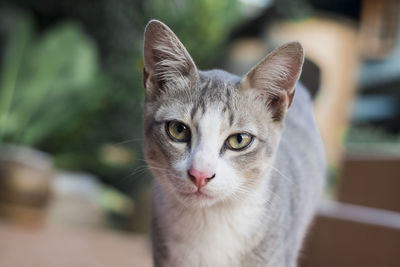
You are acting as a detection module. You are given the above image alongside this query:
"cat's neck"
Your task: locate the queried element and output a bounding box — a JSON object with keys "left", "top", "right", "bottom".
{"left": 153, "top": 172, "right": 274, "bottom": 267}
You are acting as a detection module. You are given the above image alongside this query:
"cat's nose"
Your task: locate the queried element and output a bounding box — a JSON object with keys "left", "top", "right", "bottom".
{"left": 188, "top": 167, "right": 215, "bottom": 189}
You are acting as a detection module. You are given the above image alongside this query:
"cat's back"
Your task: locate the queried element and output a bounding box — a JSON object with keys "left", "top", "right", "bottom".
{"left": 273, "top": 82, "right": 325, "bottom": 201}
{"left": 266, "top": 82, "right": 325, "bottom": 265}
{"left": 277, "top": 82, "right": 325, "bottom": 180}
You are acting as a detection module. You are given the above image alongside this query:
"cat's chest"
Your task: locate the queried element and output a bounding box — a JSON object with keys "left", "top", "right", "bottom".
{"left": 162, "top": 201, "right": 266, "bottom": 267}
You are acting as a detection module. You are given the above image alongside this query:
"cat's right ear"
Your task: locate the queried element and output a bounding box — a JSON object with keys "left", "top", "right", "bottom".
{"left": 240, "top": 42, "right": 304, "bottom": 122}
{"left": 143, "top": 20, "right": 197, "bottom": 98}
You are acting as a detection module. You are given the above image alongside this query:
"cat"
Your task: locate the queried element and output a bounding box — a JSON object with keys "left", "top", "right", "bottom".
{"left": 142, "top": 20, "right": 325, "bottom": 267}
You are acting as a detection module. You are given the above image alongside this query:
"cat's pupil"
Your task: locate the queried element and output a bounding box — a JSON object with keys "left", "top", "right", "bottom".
{"left": 237, "top": 134, "right": 243, "bottom": 143}
{"left": 177, "top": 124, "right": 185, "bottom": 133}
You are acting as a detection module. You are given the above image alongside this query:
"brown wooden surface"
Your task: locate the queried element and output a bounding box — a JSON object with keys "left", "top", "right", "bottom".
{"left": 338, "top": 155, "right": 400, "bottom": 212}
{"left": 0, "top": 222, "right": 152, "bottom": 267}
{"left": 300, "top": 201, "right": 400, "bottom": 267}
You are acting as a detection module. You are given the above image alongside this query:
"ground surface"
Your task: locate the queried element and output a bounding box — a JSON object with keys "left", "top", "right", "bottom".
{"left": 0, "top": 222, "right": 153, "bottom": 267}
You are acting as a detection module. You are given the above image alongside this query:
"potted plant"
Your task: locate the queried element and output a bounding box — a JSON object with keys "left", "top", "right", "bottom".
{"left": 0, "top": 12, "right": 105, "bottom": 225}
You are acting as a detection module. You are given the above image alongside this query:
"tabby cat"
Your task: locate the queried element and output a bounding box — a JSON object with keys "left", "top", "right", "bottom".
{"left": 142, "top": 20, "right": 325, "bottom": 267}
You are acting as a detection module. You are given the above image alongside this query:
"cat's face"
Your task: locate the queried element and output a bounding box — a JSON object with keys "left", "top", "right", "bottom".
{"left": 142, "top": 20, "right": 304, "bottom": 207}
{"left": 144, "top": 72, "right": 281, "bottom": 207}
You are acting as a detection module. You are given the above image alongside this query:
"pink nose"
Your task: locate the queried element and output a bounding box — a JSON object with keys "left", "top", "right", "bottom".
{"left": 188, "top": 167, "right": 215, "bottom": 189}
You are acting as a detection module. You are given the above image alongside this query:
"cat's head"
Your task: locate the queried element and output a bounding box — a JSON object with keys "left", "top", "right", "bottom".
{"left": 142, "top": 20, "right": 304, "bottom": 207}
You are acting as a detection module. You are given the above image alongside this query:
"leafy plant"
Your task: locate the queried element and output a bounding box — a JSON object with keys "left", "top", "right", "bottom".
{"left": 0, "top": 14, "right": 106, "bottom": 148}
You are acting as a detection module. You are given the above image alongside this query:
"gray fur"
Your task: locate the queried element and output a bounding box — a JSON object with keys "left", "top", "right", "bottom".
{"left": 143, "top": 20, "right": 325, "bottom": 267}
{"left": 240, "top": 83, "right": 325, "bottom": 266}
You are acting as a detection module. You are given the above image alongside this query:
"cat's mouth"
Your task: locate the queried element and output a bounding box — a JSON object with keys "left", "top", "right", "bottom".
{"left": 179, "top": 190, "right": 213, "bottom": 199}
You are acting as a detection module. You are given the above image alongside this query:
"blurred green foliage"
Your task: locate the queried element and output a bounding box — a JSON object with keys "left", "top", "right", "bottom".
{"left": 0, "top": 15, "right": 105, "bottom": 146}
{"left": 0, "top": 0, "right": 243, "bottom": 195}
{"left": 141, "top": 0, "right": 241, "bottom": 67}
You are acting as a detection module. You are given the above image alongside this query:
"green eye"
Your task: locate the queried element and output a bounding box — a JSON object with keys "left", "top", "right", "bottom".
{"left": 166, "top": 121, "right": 191, "bottom": 142}
{"left": 226, "top": 133, "right": 253, "bottom": 150}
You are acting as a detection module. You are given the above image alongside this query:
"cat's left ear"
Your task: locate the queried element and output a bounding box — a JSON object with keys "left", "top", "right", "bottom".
{"left": 240, "top": 42, "right": 304, "bottom": 121}
{"left": 143, "top": 20, "right": 198, "bottom": 99}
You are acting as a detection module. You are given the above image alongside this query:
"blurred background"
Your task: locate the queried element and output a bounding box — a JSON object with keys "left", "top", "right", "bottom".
{"left": 0, "top": 0, "right": 399, "bottom": 266}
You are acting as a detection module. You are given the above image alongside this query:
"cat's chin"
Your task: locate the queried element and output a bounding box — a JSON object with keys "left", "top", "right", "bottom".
{"left": 175, "top": 190, "right": 220, "bottom": 207}
{"left": 180, "top": 190, "right": 213, "bottom": 199}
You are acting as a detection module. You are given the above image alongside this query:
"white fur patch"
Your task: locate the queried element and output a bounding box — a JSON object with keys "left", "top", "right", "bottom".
{"left": 159, "top": 180, "right": 270, "bottom": 267}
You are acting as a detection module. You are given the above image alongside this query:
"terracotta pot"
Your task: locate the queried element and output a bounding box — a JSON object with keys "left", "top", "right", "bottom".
{"left": 0, "top": 145, "right": 53, "bottom": 226}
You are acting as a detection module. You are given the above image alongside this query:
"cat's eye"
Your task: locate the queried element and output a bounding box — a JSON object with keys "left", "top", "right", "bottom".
{"left": 226, "top": 133, "right": 253, "bottom": 151}
{"left": 166, "top": 121, "right": 191, "bottom": 142}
